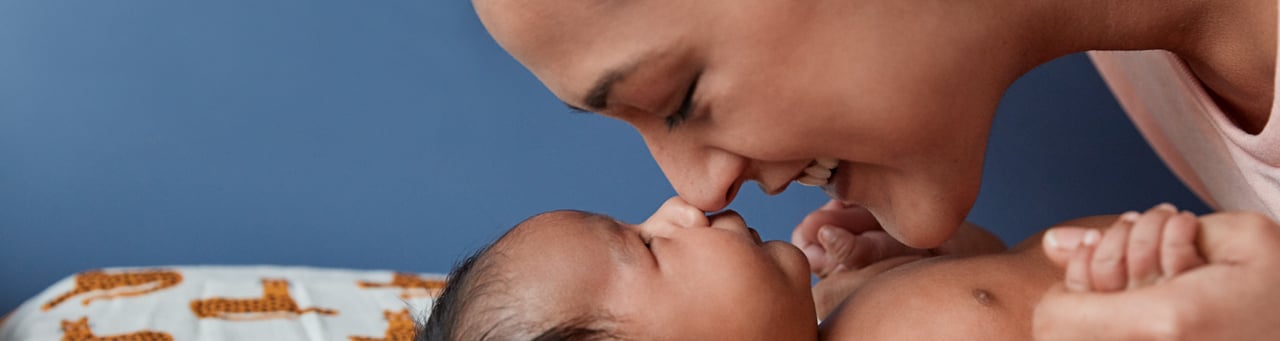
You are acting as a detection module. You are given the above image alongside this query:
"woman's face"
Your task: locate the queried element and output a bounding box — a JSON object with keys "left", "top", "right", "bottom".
{"left": 475, "top": 0, "right": 1013, "bottom": 247}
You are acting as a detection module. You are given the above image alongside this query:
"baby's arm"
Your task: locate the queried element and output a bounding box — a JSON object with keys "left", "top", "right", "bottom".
{"left": 1053, "top": 204, "right": 1206, "bottom": 292}
{"left": 812, "top": 255, "right": 924, "bottom": 317}
{"left": 811, "top": 222, "right": 1005, "bottom": 316}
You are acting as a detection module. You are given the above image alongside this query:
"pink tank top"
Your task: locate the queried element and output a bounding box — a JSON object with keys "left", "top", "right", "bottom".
{"left": 1087, "top": 8, "right": 1279, "bottom": 218}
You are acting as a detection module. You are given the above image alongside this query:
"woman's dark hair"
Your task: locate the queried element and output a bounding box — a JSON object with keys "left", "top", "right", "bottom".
{"left": 418, "top": 224, "right": 622, "bottom": 341}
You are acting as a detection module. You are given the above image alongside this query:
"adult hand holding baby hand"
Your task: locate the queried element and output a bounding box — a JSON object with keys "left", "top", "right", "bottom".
{"left": 1034, "top": 211, "right": 1280, "bottom": 340}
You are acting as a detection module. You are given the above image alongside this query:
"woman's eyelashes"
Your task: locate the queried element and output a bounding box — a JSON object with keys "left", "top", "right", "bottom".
{"left": 664, "top": 74, "right": 701, "bottom": 130}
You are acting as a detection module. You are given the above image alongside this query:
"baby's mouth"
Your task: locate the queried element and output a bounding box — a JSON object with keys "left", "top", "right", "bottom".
{"left": 747, "top": 227, "right": 763, "bottom": 245}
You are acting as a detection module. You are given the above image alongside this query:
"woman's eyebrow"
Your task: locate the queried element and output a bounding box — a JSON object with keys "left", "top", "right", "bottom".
{"left": 566, "top": 61, "right": 641, "bottom": 113}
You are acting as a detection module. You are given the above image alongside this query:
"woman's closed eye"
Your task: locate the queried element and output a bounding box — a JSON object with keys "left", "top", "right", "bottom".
{"left": 664, "top": 73, "right": 701, "bottom": 130}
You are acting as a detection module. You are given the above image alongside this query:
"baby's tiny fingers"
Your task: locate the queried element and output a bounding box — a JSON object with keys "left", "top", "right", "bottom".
{"left": 1126, "top": 206, "right": 1174, "bottom": 289}
{"left": 1064, "top": 231, "right": 1099, "bottom": 292}
{"left": 816, "top": 225, "right": 858, "bottom": 277}
{"left": 1160, "top": 211, "right": 1205, "bottom": 276}
{"left": 1089, "top": 222, "right": 1131, "bottom": 292}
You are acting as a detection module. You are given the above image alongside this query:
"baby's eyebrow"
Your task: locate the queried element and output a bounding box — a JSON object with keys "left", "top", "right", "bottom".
{"left": 591, "top": 214, "right": 638, "bottom": 265}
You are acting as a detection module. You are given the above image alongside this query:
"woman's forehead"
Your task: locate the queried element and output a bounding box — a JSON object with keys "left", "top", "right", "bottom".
{"left": 475, "top": 0, "right": 686, "bottom": 102}
{"left": 475, "top": 0, "right": 620, "bottom": 59}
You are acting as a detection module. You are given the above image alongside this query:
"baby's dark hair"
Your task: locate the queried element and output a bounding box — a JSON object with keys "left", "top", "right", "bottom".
{"left": 418, "top": 216, "right": 625, "bottom": 341}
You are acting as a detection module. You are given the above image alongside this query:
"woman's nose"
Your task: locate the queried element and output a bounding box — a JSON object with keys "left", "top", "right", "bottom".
{"left": 649, "top": 143, "right": 749, "bottom": 212}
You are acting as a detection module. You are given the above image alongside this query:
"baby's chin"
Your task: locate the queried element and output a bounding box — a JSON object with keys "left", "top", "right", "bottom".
{"left": 763, "top": 240, "right": 815, "bottom": 288}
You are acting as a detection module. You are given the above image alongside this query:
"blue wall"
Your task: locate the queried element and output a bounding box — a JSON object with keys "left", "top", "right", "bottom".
{"left": 0, "top": 1, "right": 1207, "bottom": 312}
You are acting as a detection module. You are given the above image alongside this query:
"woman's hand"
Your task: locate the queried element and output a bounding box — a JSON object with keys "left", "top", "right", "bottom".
{"left": 1034, "top": 211, "right": 1280, "bottom": 340}
{"left": 792, "top": 200, "right": 1006, "bottom": 278}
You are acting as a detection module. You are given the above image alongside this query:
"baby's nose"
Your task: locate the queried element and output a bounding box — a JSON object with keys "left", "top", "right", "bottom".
{"left": 644, "top": 197, "right": 710, "bottom": 228}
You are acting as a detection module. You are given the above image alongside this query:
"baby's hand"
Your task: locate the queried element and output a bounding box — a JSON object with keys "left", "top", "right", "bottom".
{"left": 1052, "top": 203, "right": 1206, "bottom": 292}
{"left": 794, "top": 201, "right": 1006, "bottom": 278}
{"left": 792, "top": 201, "right": 930, "bottom": 278}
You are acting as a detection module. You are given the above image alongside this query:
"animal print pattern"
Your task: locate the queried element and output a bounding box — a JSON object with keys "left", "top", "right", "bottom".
{"left": 189, "top": 278, "right": 338, "bottom": 320}
{"left": 42, "top": 269, "right": 183, "bottom": 311}
{"left": 348, "top": 309, "right": 417, "bottom": 341}
{"left": 357, "top": 272, "right": 446, "bottom": 299}
{"left": 60, "top": 317, "right": 172, "bottom": 341}
{"left": 5, "top": 267, "right": 440, "bottom": 340}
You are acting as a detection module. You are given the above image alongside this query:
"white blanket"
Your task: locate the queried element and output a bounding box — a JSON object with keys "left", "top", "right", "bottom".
{"left": 0, "top": 265, "right": 445, "bottom": 341}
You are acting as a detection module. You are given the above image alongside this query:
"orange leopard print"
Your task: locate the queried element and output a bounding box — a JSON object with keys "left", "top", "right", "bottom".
{"left": 348, "top": 309, "right": 417, "bottom": 341}
{"left": 357, "top": 272, "right": 446, "bottom": 299}
{"left": 43, "top": 269, "right": 182, "bottom": 311}
{"left": 60, "top": 317, "right": 172, "bottom": 341}
{"left": 189, "top": 278, "right": 338, "bottom": 320}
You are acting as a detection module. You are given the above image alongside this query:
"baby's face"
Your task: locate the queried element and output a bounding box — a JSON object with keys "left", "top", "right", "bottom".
{"left": 495, "top": 197, "right": 817, "bottom": 339}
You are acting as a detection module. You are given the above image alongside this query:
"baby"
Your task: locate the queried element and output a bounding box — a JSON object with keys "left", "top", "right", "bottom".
{"left": 419, "top": 198, "right": 1208, "bottom": 340}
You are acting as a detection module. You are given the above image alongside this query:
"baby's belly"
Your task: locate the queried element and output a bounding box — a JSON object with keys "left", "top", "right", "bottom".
{"left": 820, "top": 252, "right": 1061, "bottom": 340}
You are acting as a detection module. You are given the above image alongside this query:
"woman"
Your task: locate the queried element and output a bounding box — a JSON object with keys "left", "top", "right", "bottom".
{"left": 473, "top": 0, "right": 1277, "bottom": 338}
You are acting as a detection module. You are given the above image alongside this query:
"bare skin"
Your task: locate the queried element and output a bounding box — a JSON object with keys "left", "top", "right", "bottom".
{"left": 1036, "top": 210, "right": 1280, "bottom": 340}
{"left": 473, "top": 0, "right": 1276, "bottom": 338}
{"left": 475, "top": 0, "right": 1275, "bottom": 251}
{"left": 819, "top": 205, "right": 1209, "bottom": 340}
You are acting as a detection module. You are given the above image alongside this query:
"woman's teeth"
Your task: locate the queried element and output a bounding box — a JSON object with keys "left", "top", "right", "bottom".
{"left": 796, "top": 158, "right": 839, "bottom": 187}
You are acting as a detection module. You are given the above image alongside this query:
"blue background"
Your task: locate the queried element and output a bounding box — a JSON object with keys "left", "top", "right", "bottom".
{"left": 0, "top": 1, "right": 1208, "bottom": 313}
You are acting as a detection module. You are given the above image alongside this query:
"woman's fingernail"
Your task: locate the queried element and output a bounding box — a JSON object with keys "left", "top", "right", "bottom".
{"left": 1156, "top": 203, "right": 1177, "bottom": 212}
{"left": 1046, "top": 228, "right": 1085, "bottom": 250}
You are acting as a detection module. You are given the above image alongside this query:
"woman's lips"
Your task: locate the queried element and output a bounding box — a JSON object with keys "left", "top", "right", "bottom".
{"left": 821, "top": 160, "right": 851, "bottom": 204}
{"left": 796, "top": 157, "right": 839, "bottom": 186}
